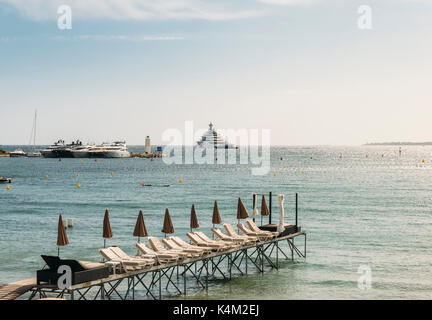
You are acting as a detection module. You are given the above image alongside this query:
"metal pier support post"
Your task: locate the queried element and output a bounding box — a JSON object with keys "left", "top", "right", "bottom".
{"left": 261, "top": 245, "right": 264, "bottom": 273}
{"left": 158, "top": 270, "right": 162, "bottom": 300}
{"left": 292, "top": 238, "right": 294, "bottom": 261}
{"left": 101, "top": 284, "right": 104, "bottom": 300}
{"left": 245, "top": 249, "right": 248, "bottom": 275}
{"left": 205, "top": 259, "right": 209, "bottom": 291}
{"left": 276, "top": 240, "right": 279, "bottom": 269}
{"left": 132, "top": 276, "right": 135, "bottom": 300}
{"left": 304, "top": 233, "right": 307, "bottom": 258}
{"left": 229, "top": 253, "right": 232, "bottom": 280}
{"left": 183, "top": 265, "right": 187, "bottom": 296}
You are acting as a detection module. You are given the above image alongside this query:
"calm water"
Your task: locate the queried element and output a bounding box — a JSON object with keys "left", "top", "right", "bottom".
{"left": 0, "top": 145, "right": 431, "bottom": 299}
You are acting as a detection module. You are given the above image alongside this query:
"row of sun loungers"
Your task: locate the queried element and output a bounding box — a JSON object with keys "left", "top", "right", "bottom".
{"left": 98, "top": 220, "right": 280, "bottom": 272}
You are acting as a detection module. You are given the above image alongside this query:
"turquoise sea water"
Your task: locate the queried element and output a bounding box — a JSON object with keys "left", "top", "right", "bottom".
{"left": 0, "top": 145, "right": 431, "bottom": 299}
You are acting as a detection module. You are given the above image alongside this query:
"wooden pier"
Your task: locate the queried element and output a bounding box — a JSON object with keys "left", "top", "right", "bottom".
{"left": 18, "top": 231, "right": 306, "bottom": 300}
{"left": 0, "top": 278, "right": 36, "bottom": 300}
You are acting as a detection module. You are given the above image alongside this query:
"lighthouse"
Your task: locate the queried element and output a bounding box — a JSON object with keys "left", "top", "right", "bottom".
{"left": 145, "top": 136, "right": 151, "bottom": 154}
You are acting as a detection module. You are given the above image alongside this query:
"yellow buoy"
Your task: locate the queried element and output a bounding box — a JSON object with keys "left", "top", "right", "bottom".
{"left": 6, "top": 184, "right": 10, "bottom": 190}
{"left": 179, "top": 178, "right": 183, "bottom": 183}
{"left": 422, "top": 159, "right": 425, "bottom": 163}
{"left": 80, "top": 160, "right": 83, "bottom": 163}
{"left": 76, "top": 173, "right": 79, "bottom": 177}
{"left": 77, "top": 183, "right": 81, "bottom": 188}
{"left": 45, "top": 175, "right": 48, "bottom": 178}
{"left": 273, "top": 172, "right": 276, "bottom": 176}
{"left": 111, "top": 172, "right": 114, "bottom": 176}
{"left": 301, "top": 170, "right": 305, "bottom": 174}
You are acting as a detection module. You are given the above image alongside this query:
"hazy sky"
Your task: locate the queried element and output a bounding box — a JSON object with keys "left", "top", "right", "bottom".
{"left": 0, "top": 0, "right": 431, "bottom": 145}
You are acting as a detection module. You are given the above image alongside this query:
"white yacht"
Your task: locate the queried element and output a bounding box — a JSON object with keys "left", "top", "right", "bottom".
{"left": 71, "top": 143, "right": 96, "bottom": 158}
{"left": 10, "top": 148, "right": 27, "bottom": 157}
{"left": 197, "top": 122, "right": 238, "bottom": 149}
{"left": 41, "top": 140, "right": 67, "bottom": 158}
{"left": 88, "top": 141, "right": 130, "bottom": 158}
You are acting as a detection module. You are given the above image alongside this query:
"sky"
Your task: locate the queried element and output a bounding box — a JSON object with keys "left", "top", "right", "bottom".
{"left": 0, "top": 0, "right": 431, "bottom": 146}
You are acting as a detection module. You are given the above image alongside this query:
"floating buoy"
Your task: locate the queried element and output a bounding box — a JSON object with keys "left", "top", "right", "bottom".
{"left": 280, "top": 157, "right": 283, "bottom": 161}
{"left": 273, "top": 172, "right": 276, "bottom": 176}
{"left": 422, "top": 159, "right": 425, "bottom": 163}
{"left": 80, "top": 160, "right": 83, "bottom": 163}
{"left": 111, "top": 172, "right": 114, "bottom": 176}
{"left": 301, "top": 170, "right": 305, "bottom": 174}
{"left": 76, "top": 173, "right": 79, "bottom": 177}
{"left": 77, "top": 183, "right": 81, "bottom": 188}
{"left": 6, "top": 184, "right": 10, "bottom": 190}
{"left": 215, "top": 157, "right": 218, "bottom": 161}
{"left": 45, "top": 175, "right": 48, "bottom": 178}
{"left": 179, "top": 178, "right": 183, "bottom": 183}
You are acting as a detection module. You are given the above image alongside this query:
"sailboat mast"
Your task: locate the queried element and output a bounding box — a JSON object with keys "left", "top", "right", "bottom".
{"left": 34, "top": 110, "right": 37, "bottom": 148}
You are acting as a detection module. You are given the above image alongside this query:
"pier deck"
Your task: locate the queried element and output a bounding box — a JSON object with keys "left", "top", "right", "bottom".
{"left": 20, "top": 230, "right": 306, "bottom": 300}
{"left": 0, "top": 278, "right": 36, "bottom": 300}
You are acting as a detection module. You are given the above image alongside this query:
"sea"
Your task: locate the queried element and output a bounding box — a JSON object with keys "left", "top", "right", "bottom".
{"left": 0, "top": 145, "right": 431, "bottom": 299}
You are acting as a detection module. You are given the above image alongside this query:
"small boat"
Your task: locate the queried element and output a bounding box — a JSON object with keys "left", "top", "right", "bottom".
{"left": 0, "top": 177, "right": 12, "bottom": 183}
{"left": 9, "top": 149, "right": 27, "bottom": 157}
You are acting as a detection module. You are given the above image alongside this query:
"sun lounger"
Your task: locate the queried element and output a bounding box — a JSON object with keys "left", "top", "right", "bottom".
{"left": 169, "top": 236, "right": 213, "bottom": 254}
{"left": 211, "top": 228, "right": 254, "bottom": 245}
{"left": 109, "top": 246, "right": 156, "bottom": 267}
{"left": 37, "top": 255, "right": 109, "bottom": 285}
{"left": 162, "top": 238, "right": 203, "bottom": 257}
{"left": 237, "top": 223, "right": 273, "bottom": 241}
{"left": 194, "top": 231, "right": 241, "bottom": 249}
{"left": 135, "top": 242, "right": 179, "bottom": 264}
{"left": 223, "top": 223, "right": 258, "bottom": 242}
{"left": 246, "top": 220, "right": 278, "bottom": 237}
{"left": 187, "top": 232, "right": 230, "bottom": 252}
{"left": 99, "top": 248, "right": 144, "bottom": 272}
{"left": 148, "top": 237, "right": 189, "bottom": 258}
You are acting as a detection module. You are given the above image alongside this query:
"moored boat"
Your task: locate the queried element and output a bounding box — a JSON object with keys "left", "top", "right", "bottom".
{"left": 9, "top": 149, "right": 27, "bottom": 157}
{"left": 88, "top": 141, "right": 130, "bottom": 158}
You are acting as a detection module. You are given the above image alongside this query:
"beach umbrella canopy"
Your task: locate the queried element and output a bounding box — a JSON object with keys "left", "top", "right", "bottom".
{"left": 161, "top": 208, "right": 174, "bottom": 236}
{"left": 212, "top": 201, "right": 222, "bottom": 225}
{"left": 277, "top": 194, "right": 286, "bottom": 233}
{"left": 57, "top": 214, "right": 69, "bottom": 256}
{"left": 237, "top": 197, "right": 249, "bottom": 220}
{"left": 133, "top": 210, "right": 148, "bottom": 242}
{"left": 102, "top": 209, "right": 113, "bottom": 248}
{"left": 190, "top": 204, "right": 199, "bottom": 230}
{"left": 261, "top": 195, "right": 270, "bottom": 216}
